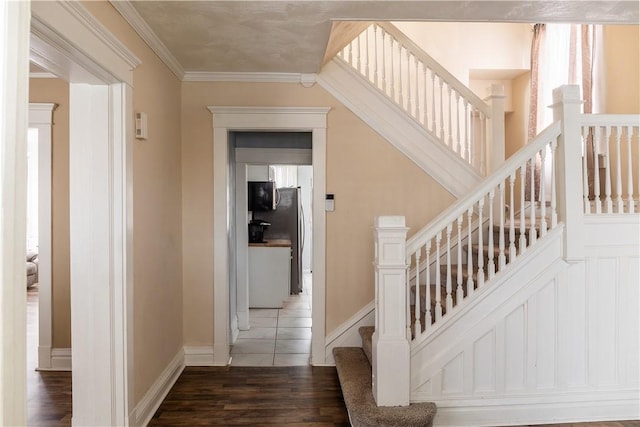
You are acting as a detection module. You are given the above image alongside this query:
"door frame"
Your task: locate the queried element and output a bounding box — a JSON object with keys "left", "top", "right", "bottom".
{"left": 28, "top": 102, "right": 56, "bottom": 370}
{"left": 29, "top": 2, "right": 138, "bottom": 424}
{"left": 209, "top": 106, "right": 329, "bottom": 366}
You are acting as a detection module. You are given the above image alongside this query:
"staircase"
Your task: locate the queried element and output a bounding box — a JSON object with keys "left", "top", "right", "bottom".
{"left": 327, "top": 23, "right": 640, "bottom": 427}
{"left": 333, "top": 327, "right": 437, "bottom": 427}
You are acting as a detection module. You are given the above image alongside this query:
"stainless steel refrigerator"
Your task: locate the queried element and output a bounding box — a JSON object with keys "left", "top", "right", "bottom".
{"left": 260, "top": 187, "right": 304, "bottom": 294}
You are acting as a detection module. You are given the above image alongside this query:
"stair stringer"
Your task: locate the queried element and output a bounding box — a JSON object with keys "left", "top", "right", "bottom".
{"left": 317, "top": 58, "right": 483, "bottom": 198}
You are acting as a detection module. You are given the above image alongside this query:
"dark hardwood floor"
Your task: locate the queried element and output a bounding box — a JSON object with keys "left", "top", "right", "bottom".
{"left": 149, "top": 366, "right": 350, "bottom": 426}
{"left": 25, "top": 288, "right": 639, "bottom": 427}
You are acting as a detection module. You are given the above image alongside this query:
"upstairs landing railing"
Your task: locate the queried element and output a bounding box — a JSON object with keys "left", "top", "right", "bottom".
{"left": 337, "top": 22, "right": 503, "bottom": 175}
{"left": 371, "top": 86, "right": 640, "bottom": 407}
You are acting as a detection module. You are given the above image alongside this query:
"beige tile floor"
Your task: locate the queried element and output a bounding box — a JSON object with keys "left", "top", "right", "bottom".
{"left": 230, "top": 273, "right": 312, "bottom": 366}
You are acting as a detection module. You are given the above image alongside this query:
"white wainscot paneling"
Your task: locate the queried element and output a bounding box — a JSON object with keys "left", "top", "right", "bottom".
{"left": 442, "top": 353, "right": 464, "bottom": 394}
{"left": 588, "top": 257, "right": 619, "bottom": 386}
{"left": 504, "top": 305, "right": 525, "bottom": 391}
{"left": 473, "top": 330, "right": 495, "bottom": 393}
{"left": 535, "top": 279, "right": 557, "bottom": 389}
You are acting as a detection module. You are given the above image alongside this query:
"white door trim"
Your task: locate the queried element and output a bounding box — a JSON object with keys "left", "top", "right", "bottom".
{"left": 209, "top": 106, "right": 330, "bottom": 366}
{"left": 28, "top": 2, "right": 136, "bottom": 425}
{"left": 0, "top": 1, "right": 31, "bottom": 424}
{"left": 28, "top": 102, "right": 56, "bottom": 371}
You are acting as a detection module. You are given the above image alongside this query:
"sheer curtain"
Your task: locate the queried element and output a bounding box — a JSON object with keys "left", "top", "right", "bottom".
{"left": 527, "top": 23, "right": 601, "bottom": 201}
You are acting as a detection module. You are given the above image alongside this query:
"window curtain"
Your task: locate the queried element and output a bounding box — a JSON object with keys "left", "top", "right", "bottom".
{"left": 526, "top": 23, "right": 599, "bottom": 201}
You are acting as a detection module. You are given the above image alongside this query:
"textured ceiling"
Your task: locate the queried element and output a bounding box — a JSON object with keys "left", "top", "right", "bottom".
{"left": 129, "top": 1, "right": 639, "bottom": 73}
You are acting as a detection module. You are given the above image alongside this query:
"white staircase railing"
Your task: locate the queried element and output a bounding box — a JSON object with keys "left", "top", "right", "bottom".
{"left": 405, "top": 121, "right": 560, "bottom": 341}
{"left": 580, "top": 115, "right": 640, "bottom": 214}
{"left": 372, "top": 85, "right": 640, "bottom": 405}
{"left": 337, "top": 22, "right": 495, "bottom": 175}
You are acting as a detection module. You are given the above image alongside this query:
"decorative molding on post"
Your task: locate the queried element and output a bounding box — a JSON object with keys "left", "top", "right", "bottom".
{"left": 552, "top": 85, "right": 585, "bottom": 261}
{"left": 485, "top": 84, "right": 506, "bottom": 175}
{"left": 372, "top": 216, "right": 410, "bottom": 406}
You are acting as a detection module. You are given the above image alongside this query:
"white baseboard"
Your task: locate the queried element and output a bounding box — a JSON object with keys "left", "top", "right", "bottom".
{"left": 132, "top": 349, "right": 184, "bottom": 427}
{"left": 324, "top": 301, "right": 375, "bottom": 365}
{"left": 36, "top": 347, "right": 72, "bottom": 371}
{"left": 184, "top": 346, "right": 217, "bottom": 366}
{"left": 432, "top": 391, "right": 640, "bottom": 426}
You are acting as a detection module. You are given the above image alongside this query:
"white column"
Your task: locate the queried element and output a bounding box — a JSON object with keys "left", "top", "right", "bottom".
{"left": 551, "top": 85, "right": 585, "bottom": 261}
{"left": 485, "top": 84, "right": 506, "bottom": 175}
{"left": 0, "top": 1, "right": 30, "bottom": 425}
{"left": 372, "top": 216, "right": 410, "bottom": 406}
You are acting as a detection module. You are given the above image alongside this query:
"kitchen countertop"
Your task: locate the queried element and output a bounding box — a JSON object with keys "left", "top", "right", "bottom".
{"left": 249, "top": 239, "right": 292, "bottom": 248}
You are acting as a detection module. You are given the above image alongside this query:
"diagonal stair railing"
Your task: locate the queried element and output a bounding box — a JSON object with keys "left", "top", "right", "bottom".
{"left": 337, "top": 22, "right": 495, "bottom": 175}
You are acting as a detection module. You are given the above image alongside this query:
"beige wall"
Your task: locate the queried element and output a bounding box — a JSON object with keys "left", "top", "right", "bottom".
{"left": 29, "top": 78, "right": 71, "bottom": 349}
{"left": 81, "top": 2, "right": 183, "bottom": 404}
{"left": 604, "top": 25, "right": 640, "bottom": 114}
{"left": 181, "top": 82, "right": 455, "bottom": 343}
{"left": 393, "top": 22, "right": 532, "bottom": 86}
{"left": 505, "top": 72, "right": 530, "bottom": 158}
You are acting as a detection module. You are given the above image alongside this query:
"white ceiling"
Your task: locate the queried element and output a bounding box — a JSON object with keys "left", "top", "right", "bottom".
{"left": 125, "top": 1, "right": 639, "bottom": 74}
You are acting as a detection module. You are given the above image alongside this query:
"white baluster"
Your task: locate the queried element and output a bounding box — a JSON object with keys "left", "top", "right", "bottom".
{"left": 498, "top": 182, "right": 506, "bottom": 269}
{"left": 415, "top": 57, "right": 419, "bottom": 120}
{"left": 604, "top": 126, "right": 613, "bottom": 213}
{"left": 381, "top": 28, "right": 386, "bottom": 95}
{"left": 389, "top": 35, "right": 395, "bottom": 103}
{"left": 455, "top": 93, "right": 461, "bottom": 156}
{"left": 448, "top": 87, "right": 453, "bottom": 148}
{"left": 348, "top": 41, "right": 353, "bottom": 66}
{"left": 466, "top": 208, "right": 474, "bottom": 296}
{"left": 356, "top": 32, "right": 361, "bottom": 74}
{"left": 425, "top": 240, "right": 432, "bottom": 329}
{"left": 593, "top": 126, "right": 602, "bottom": 213}
{"left": 439, "top": 78, "right": 445, "bottom": 142}
{"left": 480, "top": 113, "right": 487, "bottom": 174}
{"left": 487, "top": 189, "right": 495, "bottom": 279}
{"left": 508, "top": 173, "right": 517, "bottom": 261}
{"left": 365, "top": 26, "right": 370, "bottom": 81}
{"left": 405, "top": 50, "right": 411, "bottom": 115}
{"left": 456, "top": 216, "right": 464, "bottom": 303}
{"left": 422, "top": 63, "right": 428, "bottom": 128}
{"left": 445, "top": 224, "right": 453, "bottom": 312}
{"left": 615, "top": 126, "right": 623, "bottom": 213}
{"left": 627, "top": 126, "right": 635, "bottom": 214}
{"left": 398, "top": 43, "right": 403, "bottom": 108}
{"left": 519, "top": 163, "right": 527, "bottom": 254}
{"left": 540, "top": 147, "right": 547, "bottom": 236}
{"left": 414, "top": 250, "right": 421, "bottom": 337}
{"left": 373, "top": 25, "right": 378, "bottom": 86}
{"left": 434, "top": 231, "right": 442, "bottom": 321}
{"left": 529, "top": 157, "right": 537, "bottom": 244}
{"left": 551, "top": 138, "right": 558, "bottom": 227}
{"left": 431, "top": 72, "right": 436, "bottom": 133}
{"left": 406, "top": 254, "right": 411, "bottom": 340}
{"left": 477, "top": 197, "right": 485, "bottom": 288}
{"left": 463, "top": 100, "right": 470, "bottom": 162}
{"left": 582, "top": 126, "right": 591, "bottom": 213}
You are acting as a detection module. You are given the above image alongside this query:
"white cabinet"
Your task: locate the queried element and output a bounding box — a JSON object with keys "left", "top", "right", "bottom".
{"left": 248, "top": 244, "right": 291, "bottom": 308}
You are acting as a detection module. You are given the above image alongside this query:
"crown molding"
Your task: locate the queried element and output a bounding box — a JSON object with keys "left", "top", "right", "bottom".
{"left": 109, "top": 0, "right": 185, "bottom": 80}
{"left": 61, "top": 1, "right": 141, "bottom": 69}
{"left": 184, "top": 71, "right": 317, "bottom": 87}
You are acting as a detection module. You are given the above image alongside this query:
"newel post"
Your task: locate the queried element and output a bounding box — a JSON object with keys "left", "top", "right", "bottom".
{"left": 373, "top": 216, "right": 410, "bottom": 406}
{"left": 552, "top": 85, "right": 585, "bottom": 261}
{"left": 485, "top": 84, "right": 506, "bottom": 174}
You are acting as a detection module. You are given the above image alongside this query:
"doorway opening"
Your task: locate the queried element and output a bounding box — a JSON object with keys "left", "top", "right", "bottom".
{"left": 228, "top": 131, "right": 314, "bottom": 366}
{"left": 209, "top": 106, "right": 329, "bottom": 367}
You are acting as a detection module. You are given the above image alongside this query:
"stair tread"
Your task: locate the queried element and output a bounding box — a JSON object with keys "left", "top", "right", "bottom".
{"left": 333, "top": 347, "right": 437, "bottom": 427}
